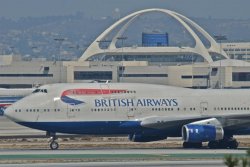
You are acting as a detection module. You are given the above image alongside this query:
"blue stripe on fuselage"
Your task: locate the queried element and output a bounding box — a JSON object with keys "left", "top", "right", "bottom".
{"left": 17, "top": 121, "right": 146, "bottom": 135}
{"left": 0, "top": 96, "right": 23, "bottom": 103}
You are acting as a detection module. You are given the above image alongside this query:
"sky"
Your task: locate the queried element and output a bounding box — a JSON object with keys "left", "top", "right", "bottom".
{"left": 0, "top": 0, "right": 250, "bottom": 19}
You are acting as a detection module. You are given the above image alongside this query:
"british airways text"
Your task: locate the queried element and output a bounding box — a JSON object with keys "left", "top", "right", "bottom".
{"left": 95, "top": 98, "right": 178, "bottom": 107}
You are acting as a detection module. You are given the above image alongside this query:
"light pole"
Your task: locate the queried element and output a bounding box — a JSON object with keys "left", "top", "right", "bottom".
{"left": 9, "top": 46, "right": 15, "bottom": 55}
{"left": 117, "top": 36, "right": 127, "bottom": 61}
{"left": 54, "top": 38, "right": 65, "bottom": 61}
{"left": 54, "top": 38, "right": 65, "bottom": 83}
{"left": 117, "top": 36, "right": 127, "bottom": 82}
{"left": 214, "top": 35, "right": 227, "bottom": 89}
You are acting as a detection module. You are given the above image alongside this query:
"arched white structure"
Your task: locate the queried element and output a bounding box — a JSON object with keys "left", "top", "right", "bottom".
{"left": 79, "top": 8, "right": 229, "bottom": 63}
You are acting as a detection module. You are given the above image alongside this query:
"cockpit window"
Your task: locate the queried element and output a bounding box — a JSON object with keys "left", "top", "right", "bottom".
{"left": 32, "top": 89, "right": 48, "bottom": 93}
{"left": 32, "top": 89, "right": 40, "bottom": 93}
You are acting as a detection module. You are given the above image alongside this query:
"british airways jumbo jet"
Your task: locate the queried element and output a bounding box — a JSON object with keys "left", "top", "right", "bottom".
{"left": 4, "top": 83, "right": 250, "bottom": 150}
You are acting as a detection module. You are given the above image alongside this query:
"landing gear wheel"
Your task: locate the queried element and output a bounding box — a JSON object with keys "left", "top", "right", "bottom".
{"left": 208, "top": 141, "right": 219, "bottom": 149}
{"left": 47, "top": 132, "right": 59, "bottom": 150}
{"left": 228, "top": 139, "right": 239, "bottom": 149}
{"left": 208, "top": 137, "right": 239, "bottom": 149}
{"left": 183, "top": 142, "right": 202, "bottom": 148}
{"left": 50, "top": 141, "right": 59, "bottom": 150}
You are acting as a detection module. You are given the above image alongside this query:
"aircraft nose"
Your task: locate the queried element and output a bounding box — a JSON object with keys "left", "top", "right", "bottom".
{"left": 4, "top": 106, "right": 15, "bottom": 120}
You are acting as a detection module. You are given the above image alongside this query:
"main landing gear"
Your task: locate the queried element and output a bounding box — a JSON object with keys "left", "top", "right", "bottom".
{"left": 183, "top": 142, "right": 202, "bottom": 148}
{"left": 47, "top": 132, "right": 59, "bottom": 150}
{"left": 182, "top": 136, "right": 239, "bottom": 149}
{"left": 208, "top": 136, "right": 239, "bottom": 149}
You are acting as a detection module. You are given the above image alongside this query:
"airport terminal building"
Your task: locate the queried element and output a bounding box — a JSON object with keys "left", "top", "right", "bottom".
{"left": 1, "top": 8, "right": 250, "bottom": 89}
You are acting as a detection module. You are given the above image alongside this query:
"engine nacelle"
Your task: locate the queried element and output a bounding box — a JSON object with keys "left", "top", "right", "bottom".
{"left": 182, "top": 124, "right": 224, "bottom": 142}
{"left": 129, "top": 133, "right": 167, "bottom": 142}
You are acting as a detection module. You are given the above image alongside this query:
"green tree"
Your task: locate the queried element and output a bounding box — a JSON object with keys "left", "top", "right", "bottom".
{"left": 241, "top": 157, "right": 248, "bottom": 167}
{"left": 224, "top": 155, "right": 239, "bottom": 167}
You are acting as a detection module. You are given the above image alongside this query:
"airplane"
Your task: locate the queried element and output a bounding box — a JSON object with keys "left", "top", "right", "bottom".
{"left": 4, "top": 82, "right": 250, "bottom": 150}
{"left": 0, "top": 88, "right": 34, "bottom": 116}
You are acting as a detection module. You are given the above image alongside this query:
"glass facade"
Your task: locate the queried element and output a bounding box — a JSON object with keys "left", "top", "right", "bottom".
{"left": 87, "top": 54, "right": 205, "bottom": 63}
{"left": 232, "top": 72, "right": 250, "bottom": 81}
{"left": 74, "top": 71, "right": 112, "bottom": 80}
{"left": 142, "top": 33, "right": 169, "bottom": 47}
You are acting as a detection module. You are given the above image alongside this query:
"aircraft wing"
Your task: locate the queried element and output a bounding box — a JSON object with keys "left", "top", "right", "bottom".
{"left": 140, "top": 116, "right": 205, "bottom": 129}
{"left": 139, "top": 114, "right": 250, "bottom": 131}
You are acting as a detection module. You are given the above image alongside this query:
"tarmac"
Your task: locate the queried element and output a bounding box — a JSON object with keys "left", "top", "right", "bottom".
{"left": 0, "top": 116, "right": 249, "bottom": 166}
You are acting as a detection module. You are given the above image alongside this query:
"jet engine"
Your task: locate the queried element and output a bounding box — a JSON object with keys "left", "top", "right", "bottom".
{"left": 182, "top": 124, "right": 224, "bottom": 143}
{"left": 128, "top": 133, "right": 167, "bottom": 142}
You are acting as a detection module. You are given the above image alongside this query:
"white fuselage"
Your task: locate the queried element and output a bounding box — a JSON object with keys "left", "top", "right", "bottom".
{"left": 4, "top": 83, "right": 250, "bottom": 136}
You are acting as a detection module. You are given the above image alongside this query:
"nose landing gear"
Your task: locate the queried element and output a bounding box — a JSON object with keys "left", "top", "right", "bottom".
{"left": 47, "top": 132, "right": 59, "bottom": 150}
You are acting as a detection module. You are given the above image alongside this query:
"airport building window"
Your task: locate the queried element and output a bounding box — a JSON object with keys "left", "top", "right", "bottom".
{"left": 120, "top": 74, "right": 168, "bottom": 78}
{"left": 181, "top": 75, "right": 209, "bottom": 79}
{"left": 233, "top": 72, "right": 250, "bottom": 81}
{"left": 74, "top": 71, "right": 112, "bottom": 80}
{"left": 0, "top": 74, "right": 53, "bottom": 77}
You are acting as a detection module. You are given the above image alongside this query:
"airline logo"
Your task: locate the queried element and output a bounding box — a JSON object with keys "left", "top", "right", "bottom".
{"left": 61, "top": 88, "right": 126, "bottom": 105}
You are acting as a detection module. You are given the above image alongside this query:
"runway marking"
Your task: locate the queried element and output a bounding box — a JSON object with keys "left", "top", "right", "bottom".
{"left": 0, "top": 153, "right": 246, "bottom": 160}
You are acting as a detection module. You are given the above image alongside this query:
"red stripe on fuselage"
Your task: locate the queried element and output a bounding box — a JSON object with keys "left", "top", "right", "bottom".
{"left": 61, "top": 89, "right": 127, "bottom": 96}
{"left": 0, "top": 104, "right": 11, "bottom": 107}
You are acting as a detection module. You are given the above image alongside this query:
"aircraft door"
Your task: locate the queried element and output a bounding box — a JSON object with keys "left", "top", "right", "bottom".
{"left": 67, "top": 104, "right": 76, "bottom": 118}
{"left": 200, "top": 102, "right": 208, "bottom": 116}
{"left": 100, "top": 84, "right": 110, "bottom": 97}
{"left": 127, "top": 107, "right": 135, "bottom": 119}
{"left": 126, "top": 97, "right": 136, "bottom": 119}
